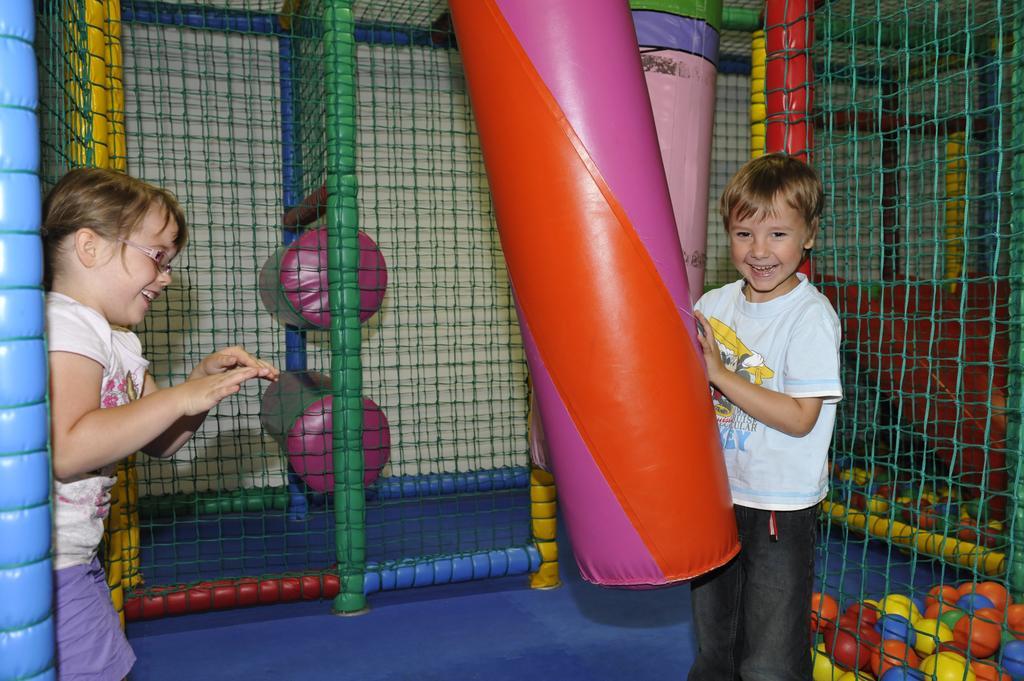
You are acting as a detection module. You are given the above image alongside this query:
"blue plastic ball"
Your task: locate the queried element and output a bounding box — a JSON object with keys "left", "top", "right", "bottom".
{"left": 876, "top": 613, "right": 916, "bottom": 646}
{"left": 879, "top": 666, "right": 926, "bottom": 681}
{"left": 1001, "top": 639, "right": 1024, "bottom": 677}
{"left": 956, "top": 592, "right": 997, "bottom": 613}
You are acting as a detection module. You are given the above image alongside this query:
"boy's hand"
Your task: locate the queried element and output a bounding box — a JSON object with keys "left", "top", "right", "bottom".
{"left": 190, "top": 346, "right": 279, "bottom": 382}
{"left": 175, "top": 367, "right": 264, "bottom": 416}
{"left": 694, "top": 311, "right": 726, "bottom": 384}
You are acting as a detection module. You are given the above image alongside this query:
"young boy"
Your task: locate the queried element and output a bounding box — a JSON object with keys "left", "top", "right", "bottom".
{"left": 688, "top": 153, "right": 842, "bottom": 680}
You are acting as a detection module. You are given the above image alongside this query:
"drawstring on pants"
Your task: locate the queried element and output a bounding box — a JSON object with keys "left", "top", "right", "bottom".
{"left": 769, "top": 510, "right": 778, "bottom": 541}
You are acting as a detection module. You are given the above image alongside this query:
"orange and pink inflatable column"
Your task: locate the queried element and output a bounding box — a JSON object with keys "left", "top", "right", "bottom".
{"left": 449, "top": 0, "right": 738, "bottom": 586}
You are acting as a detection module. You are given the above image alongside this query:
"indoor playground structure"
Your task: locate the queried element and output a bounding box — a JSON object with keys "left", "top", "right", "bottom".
{"left": 2, "top": 0, "right": 1024, "bottom": 679}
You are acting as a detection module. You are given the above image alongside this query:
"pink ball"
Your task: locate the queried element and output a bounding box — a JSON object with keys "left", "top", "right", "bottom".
{"left": 286, "top": 396, "right": 391, "bottom": 492}
{"left": 279, "top": 228, "right": 387, "bottom": 327}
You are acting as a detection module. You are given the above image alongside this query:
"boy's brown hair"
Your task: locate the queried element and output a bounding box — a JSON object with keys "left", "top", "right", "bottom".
{"left": 41, "top": 167, "right": 188, "bottom": 289}
{"left": 719, "top": 153, "right": 823, "bottom": 236}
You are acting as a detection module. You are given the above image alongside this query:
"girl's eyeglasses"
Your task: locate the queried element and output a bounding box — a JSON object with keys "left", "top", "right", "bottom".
{"left": 119, "top": 238, "right": 174, "bottom": 275}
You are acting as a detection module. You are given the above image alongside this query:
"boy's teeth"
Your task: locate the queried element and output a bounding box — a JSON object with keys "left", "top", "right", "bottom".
{"left": 142, "top": 290, "right": 156, "bottom": 301}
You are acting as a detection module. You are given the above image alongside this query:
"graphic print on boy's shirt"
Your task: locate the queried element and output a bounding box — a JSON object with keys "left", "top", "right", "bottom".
{"left": 708, "top": 317, "right": 773, "bottom": 453}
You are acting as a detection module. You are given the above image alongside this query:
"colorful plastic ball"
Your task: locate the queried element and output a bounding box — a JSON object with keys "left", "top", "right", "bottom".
{"left": 957, "top": 593, "right": 998, "bottom": 614}
{"left": 927, "top": 585, "right": 962, "bottom": 611}
{"left": 912, "top": 617, "right": 955, "bottom": 656}
{"left": 960, "top": 581, "right": 985, "bottom": 597}
{"left": 1006, "top": 604, "right": 1024, "bottom": 637}
{"left": 836, "top": 672, "right": 873, "bottom": 681}
{"left": 938, "top": 608, "right": 967, "bottom": 631}
{"left": 877, "top": 614, "right": 917, "bottom": 645}
{"left": 871, "top": 639, "right": 921, "bottom": 677}
{"left": 918, "top": 651, "right": 977, "bottom": 681}
{"left": 999, "top": 639, "right": 1024, "bottom": 677}
{"left": 958, "top": 518, "right": 988, "bottom": 545}
{"left": 812, "top": 592, "right": 840, "bottom": 632}
{"left": 971, "top": 659, "right": 1014, "bottom": 681}
{"left": 812, "top": 642, "right": 843, "bottom": 681}
{"left": 880, "top": 594, "right": 923, "bottom": 623}
{"left": 973, "top": 582, "right": 1012, "bottom": 612}
{"left": 953, "top": 607, "right": 1003, "bottom": 659}
{"left": 917, "top": 504, "right": 941, "bottom": 531}
{"left": 879, "top": 667, "right": 925, "bottom": 681}
{"left": 845, "top": 601, "right": 880, "bottom": 629}
{"left": 849, "top": 467, "right": 870, "bottom": 485}
{"left": 937, "top": 640, "right": 971, "bottom": 658}
{"left": 824, "top": 618, "right": 881, "bottom": 672}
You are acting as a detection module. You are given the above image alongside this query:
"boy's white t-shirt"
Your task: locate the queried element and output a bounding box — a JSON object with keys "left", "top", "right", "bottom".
{"left": 695, "top": 274, "right": 842, "bottom": 510}
{"left": 47, "top": 292, "right": 149, "bottom": 570}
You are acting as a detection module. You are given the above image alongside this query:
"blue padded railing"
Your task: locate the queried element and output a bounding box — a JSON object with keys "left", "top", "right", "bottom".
{"left": 0, "top": 2, "right": 53, "bottom": 680}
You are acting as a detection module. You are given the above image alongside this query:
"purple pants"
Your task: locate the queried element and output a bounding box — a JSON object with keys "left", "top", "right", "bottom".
{"left": 55, "top": 559, "right": 136, "bottom": 681}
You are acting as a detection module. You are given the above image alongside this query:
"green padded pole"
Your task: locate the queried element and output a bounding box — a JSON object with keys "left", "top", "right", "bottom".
{"left": 1010, "top": 9, "right": 1024, "bottom": 600}
{"left": 629, "top": 0, "right": 723, "bottom": 31}
{"left": 722, "top": 6, "right": 760, "bottom": 33}
{"left": 325, "top": 0, "right": 367, "bottom": 615}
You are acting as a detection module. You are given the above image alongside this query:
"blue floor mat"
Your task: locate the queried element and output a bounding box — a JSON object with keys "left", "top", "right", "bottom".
{"left": 128, "top": 523, "right": 961, "bottom": 681}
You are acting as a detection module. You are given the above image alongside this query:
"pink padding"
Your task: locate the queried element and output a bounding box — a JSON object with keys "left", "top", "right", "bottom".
{"left": 286, "top": 396, "right": 391, "bottom": 492}
{"left": 279, "top": 228, "right": 388, "bottom": 327}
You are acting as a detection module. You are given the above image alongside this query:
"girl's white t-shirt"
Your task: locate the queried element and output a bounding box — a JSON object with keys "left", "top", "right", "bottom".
{"left": 47, "top": 292, "right": 149, "bottom": 570}
{"left": 695, "top": 275, "right": 843, "bottom": 510}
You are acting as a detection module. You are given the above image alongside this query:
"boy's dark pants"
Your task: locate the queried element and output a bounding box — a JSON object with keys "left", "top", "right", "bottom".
{"left": 687, "top": 504, "right": 819, "bottom": 681}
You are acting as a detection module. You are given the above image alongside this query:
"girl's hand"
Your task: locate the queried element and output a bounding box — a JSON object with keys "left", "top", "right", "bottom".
{"left": 694, "top": 311, "right": 726, "bottom": 384}
{"left": 175, "top": 366, "right": 264, "bottom": 416}
{"left": 190, "top": 346, "right": 279, "bottom": 382}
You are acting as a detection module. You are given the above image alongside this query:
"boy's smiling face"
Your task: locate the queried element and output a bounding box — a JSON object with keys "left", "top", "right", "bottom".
{"left": 728, "top": 195, "right": 816, "bottom": 303}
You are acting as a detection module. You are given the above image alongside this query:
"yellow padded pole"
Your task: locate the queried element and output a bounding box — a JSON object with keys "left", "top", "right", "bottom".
{"left": 530, "top": 467, "right": 561, "bottom": 589}
{"left": 945, "top": 131, "right": 967, "bottom": 293}
{"left": 750, "top": 30, "right": 767, "bottom": 158}
{"left": 824, "top": 501, "right": 1005, "bottom": 576}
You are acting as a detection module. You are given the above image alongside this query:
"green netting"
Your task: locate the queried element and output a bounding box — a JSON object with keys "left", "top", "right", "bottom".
{"left": 707, "top": 25, "right": 758, "bottom": 289}
{"left": 35, "top": 0, "right": 540, "bottom": 617}
{"left": 703, "top": 0, "right": 1024, "bottom": 673}
{"left": 809, "top": 0, "right": 1024, "bottom": 674}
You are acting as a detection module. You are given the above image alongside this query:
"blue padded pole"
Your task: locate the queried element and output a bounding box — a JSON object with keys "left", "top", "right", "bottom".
{"left": 279, "top": 32, "right": 312, "bottom": 518}
{"left": 0, "top": 3, "right": 54, "bottom": 680}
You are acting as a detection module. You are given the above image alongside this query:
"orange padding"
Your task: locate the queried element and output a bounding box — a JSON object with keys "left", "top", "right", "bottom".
{"left": 451, "top": 0, "right": 737, "bottom": 579}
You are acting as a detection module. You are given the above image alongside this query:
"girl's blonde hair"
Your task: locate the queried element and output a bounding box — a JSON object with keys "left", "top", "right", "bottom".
{"left": 41, "top": 168, "right": 188, "bottom": 289}
{"left": 719, "top": 153, "right": 823, "bottom": 235}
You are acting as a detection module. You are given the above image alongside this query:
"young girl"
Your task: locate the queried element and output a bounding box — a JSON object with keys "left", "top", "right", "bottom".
{"left": 43, "top": 168, "right": 278, "bottom": 680}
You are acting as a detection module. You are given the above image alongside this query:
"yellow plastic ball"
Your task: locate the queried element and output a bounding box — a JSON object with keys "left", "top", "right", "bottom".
{"left": 919, "top": 651, "right": 976, "bottom": 681}
{"left": 836, "top": 672, "right": 873, "bottom": 681}
{"left": 912, "top": 617, "right": 954, "bottom": 656}
{"left": 863, "top": 598, "right": 882, "bottom": 612}
{"left": 879, "top": 594, "right": 922, "bottom": 623}
{"left": 812, "top": 643, "right": 842, "bottom": 681}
